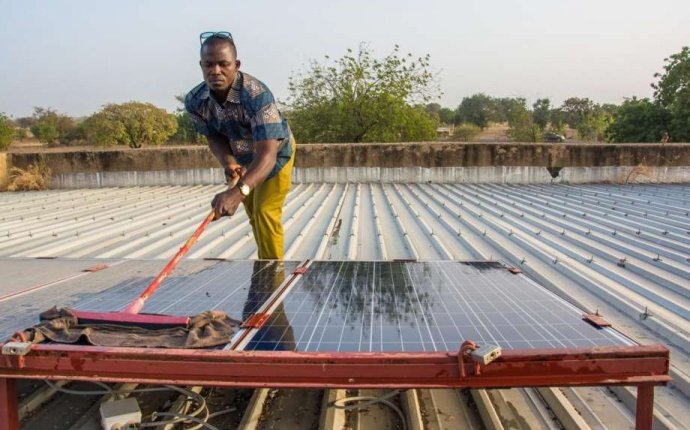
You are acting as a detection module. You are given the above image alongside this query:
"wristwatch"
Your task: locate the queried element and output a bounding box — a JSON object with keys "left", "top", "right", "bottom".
{"left": 237, "top": 181, "right": 251, "bottom": 197}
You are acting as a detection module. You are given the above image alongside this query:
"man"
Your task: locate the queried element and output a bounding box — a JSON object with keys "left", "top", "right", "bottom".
{"left": 185, "top": 32, "right": 295, "bottom": 259}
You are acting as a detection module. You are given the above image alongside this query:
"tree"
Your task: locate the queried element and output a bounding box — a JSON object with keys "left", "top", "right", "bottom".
{"left": 532, "top": 98, "right": 551, "bottom": 130}
{"left": 493, "top": 97, "right": 527, "bottom": 124}
{"left": 287, "top": 43, "right": 440, "bottom": 143}
{"left": 507, "top": 104, "right": 542, "bottom": 142}
{"left": 83, "top": 102, "right": 178, "bottom": 148}
{"left": 425, "top": 103, "right": 441, "bottom": 114}
{"left": 606, "top": 97, "right": 671, "bottom": 142}
{"left": 576, "top": 111, "right": 612, "bottom": 141}
{"left": 30, "top": 107, "right": 76, "bottom": 144}
{"left": 559, "top": 97, "right": 597, "bottom": 129}
{"left": 455, "top": 94, "right": 494, "bottom": 129}
{"left": 451, "top": 123, "right": 481, "bottom": 142}
{"left": 170, "top": 94, "right": 206, "bottom": 144}
{"left": 652, "top": 46, "right": 690, "bottom": 141}
{"left": 548, "top": 109, "right": 567, "bottom": 134}
{"left": 0, "top": 113, "right": 14, "bottom": 150}
{"left": 438, "top": 107, "right": 456, "bottom": 125}
{"left": 557, "top": 98, "right": 615, "bottom": 141}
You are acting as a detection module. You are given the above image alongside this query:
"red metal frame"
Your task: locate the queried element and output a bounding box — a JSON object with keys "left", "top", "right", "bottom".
{"left": 0, "top": 343, "right": 668, "bottom": 388}
{"left": 0, "top": 378, "right": 17, "bottom": 430}
{"left": 0, "top": 343, "right": 669, "bottom": 429}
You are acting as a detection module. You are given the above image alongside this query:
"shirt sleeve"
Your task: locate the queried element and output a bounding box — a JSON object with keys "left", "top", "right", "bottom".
{"left": 184, "top": 93, "right": 212, "bottom": 136}
{"left": 248, "top": 90, "right": 289, "bottom": 142}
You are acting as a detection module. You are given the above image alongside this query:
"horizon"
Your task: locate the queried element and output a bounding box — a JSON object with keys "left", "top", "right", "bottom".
{"left": 1, "top": 0, "right": 689, "bottom": 118}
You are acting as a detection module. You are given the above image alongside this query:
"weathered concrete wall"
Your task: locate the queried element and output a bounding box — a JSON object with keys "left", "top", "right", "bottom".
{"left": 49, "top": 166, "right": 690, "bottom": 188}
{"left": 9, "top": 146, "right": 217, "bottom": 175}
{"left": 10, "top": 143, "right": 690, "bottom": 172}
{"left": 0, "top": 152, "right": 8, "bottom": 190}
{"left": 294, "top": 142, "right": 690, "bottom": 169}
{"left": 8, "top": 143, "right": 690, "bottom": 188}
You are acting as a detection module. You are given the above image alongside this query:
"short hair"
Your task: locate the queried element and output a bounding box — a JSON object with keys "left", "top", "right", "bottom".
{"left": 200, "top": 35, "right": 237, "bottom": 58}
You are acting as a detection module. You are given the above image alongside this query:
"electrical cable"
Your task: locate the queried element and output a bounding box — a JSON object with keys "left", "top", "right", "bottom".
{"left": 330, "top": 389, "right": 408, "bottom": 430}
{"left": 139, "top": 412, "right": 219, "bottom": 430}
{"left": 43, "top": 381, "right": 220, "bottom": 430}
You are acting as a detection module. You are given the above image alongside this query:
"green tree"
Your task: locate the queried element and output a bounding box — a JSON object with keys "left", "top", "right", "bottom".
{"left": 606, "top": 97, "right": 671, "bottom": 142}
{"left": 507, "top": 104, "right": 542, "bottom": 142}
{"left": 451, "top": 123, "right": 481, "bottom": 142}
{"left": 456, "top": 94, "right": 494, "bottom": 129}
{"left": 559, "top": 97, "right": 596, "bottom": 129}
{"left": 287, "top": 44, "right": 440, "bottom": 143}
{"left": 0, "top": 113, "right": 15, "bottom": 150}
{"left": 492, "top": 97, "right": 527, "bottom": 124}
{"left": 170, "top": 95, "right": 206, "bottom": 144}
{"left": 30, "top": 107, "right": 76, "bottom": 144}
{"left": 576, "top": 112, "right": 612, "bottom": 141}
{"left": 548, "top": 109, "right": 567, "bottom": 134}
{"left": 652, "top": 46, "right": 690, "bottom": 141}
{"left": 83, "top": 102, "right": 178, "bottom": 148}
{"left": 532, "top": 98, "right": 551, "bottom": 130}
{"left": 438, "top": 107, "right": 456, "bottom": 125}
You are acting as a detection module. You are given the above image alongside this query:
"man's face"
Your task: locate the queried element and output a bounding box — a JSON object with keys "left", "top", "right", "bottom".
{"left": 200, "top": 42, "right": 240, "bottom": 94}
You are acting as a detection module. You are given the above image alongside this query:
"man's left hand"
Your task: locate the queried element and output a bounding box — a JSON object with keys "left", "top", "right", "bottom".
{"left": 211, "top": 188, "right": 244, "bottom": 220}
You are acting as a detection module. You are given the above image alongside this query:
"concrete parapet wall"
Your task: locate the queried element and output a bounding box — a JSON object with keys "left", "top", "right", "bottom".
{"left": 0, "top": 152, "right": 8, "bottom": 190}
{"left": 49, "top": 166, "right": 690, "bottom": 188}
{"left": 7, "top": 142, "right": 690, "bottom": 188}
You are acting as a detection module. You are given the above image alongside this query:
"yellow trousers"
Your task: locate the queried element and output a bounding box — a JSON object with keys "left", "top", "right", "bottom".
{"left": 243, "top": 141, "right": 296, "bottom": 259}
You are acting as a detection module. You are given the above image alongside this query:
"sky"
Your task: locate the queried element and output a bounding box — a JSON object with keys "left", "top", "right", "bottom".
{"left": 1, "top": 0, "right": 689, "bottom": 117}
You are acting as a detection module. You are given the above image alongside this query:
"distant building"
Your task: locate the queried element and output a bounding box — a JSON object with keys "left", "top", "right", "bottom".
{"left": 436, "top": 124, "right": 454, "bottom": 139}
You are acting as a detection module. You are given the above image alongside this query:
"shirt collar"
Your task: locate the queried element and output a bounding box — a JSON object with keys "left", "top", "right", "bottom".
{"left": 198, "top": 71, "right": 242, "bottom": 104}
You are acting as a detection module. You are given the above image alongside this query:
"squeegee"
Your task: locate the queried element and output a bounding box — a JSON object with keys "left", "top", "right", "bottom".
{"left": 63, "top": 209, "right": 216, "bottom": 328}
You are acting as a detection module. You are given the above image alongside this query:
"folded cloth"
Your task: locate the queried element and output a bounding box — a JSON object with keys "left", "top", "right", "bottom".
{"left": 20, "top": 307, "right": 241, "bottom": 349}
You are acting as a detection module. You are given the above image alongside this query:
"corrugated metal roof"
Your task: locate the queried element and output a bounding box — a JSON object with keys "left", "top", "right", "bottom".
{"left": 1, "top": 183, "right": 689, "bottom": 419}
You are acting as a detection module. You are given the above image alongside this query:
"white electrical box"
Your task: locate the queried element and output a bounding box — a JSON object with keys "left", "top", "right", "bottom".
{"left": 100, "top": 397, "right": 141, "bottom": 430}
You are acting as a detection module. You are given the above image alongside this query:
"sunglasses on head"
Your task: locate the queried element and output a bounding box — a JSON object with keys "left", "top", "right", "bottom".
{"left": 200, "top": 31, "right": 233, "bottom": 45}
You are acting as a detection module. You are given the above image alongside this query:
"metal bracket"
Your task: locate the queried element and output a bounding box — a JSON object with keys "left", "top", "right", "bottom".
{"left": 583, "top": 313, "right": 612, "bottom": 327}
{"left": 293, "top": 267, "right": 309, "bottom": 275}
{"left": 241, "top": 313, "right": 270, "bottom": 329}
{"left": 83, "top": 264, "right": 109, "bottom": 272}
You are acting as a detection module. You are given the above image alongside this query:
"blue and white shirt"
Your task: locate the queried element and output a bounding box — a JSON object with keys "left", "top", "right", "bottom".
{"left": 184, "top": 71, "right": 292, "bottom": 179}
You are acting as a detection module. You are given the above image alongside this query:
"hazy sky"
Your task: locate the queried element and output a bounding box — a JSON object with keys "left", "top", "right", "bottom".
{"left": 1, "top": 0, "right": 688, "bottom": 117}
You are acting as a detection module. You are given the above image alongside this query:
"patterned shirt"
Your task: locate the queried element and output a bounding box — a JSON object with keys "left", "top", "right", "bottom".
{"left": 184, "top": 71, "right": 292, "bottom": 179}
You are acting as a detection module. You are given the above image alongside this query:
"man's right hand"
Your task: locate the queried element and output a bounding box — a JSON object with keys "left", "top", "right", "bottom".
{"left": 224, "top": 164, "right": 247, "bottom": 186}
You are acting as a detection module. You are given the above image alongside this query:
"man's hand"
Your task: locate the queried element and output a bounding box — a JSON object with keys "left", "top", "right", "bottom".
{"left": 224, "top": 164, "right": 247, "bottom": 186}
{"left": 211, "top": 187, "right": 244, "bottom": 220}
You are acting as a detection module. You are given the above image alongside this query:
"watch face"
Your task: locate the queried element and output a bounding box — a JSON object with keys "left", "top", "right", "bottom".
{"left": 239, "top": 183, "right": 251, "bottom": 196}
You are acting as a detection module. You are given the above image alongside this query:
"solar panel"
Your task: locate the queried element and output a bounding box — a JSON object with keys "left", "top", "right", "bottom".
{"left": 0, "top": 260, "right": 299, "bottom": 339}
{"left": 241, "top": 261, "right": 633, "bottom": 352}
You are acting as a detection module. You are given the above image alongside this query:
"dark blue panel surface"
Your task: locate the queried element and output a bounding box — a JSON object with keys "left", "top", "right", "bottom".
{"left": 78, "top": 260, "right": 298, "bottom": 320}
{"left": 243, "top": 261, "right": 632, "bottom": 352}
{"left": 0, "top": 260, "right": 299, "bottom": 339}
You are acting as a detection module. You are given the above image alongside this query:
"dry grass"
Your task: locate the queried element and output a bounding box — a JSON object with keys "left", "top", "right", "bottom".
{"left": 7, "top": 163, "right": 52, "bottom": 191}
{"left": 624, "top": 163, "right": 653, "bottom": 183}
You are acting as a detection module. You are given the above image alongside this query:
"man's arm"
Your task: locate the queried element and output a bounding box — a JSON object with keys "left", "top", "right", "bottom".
{"left": 211, "top": 139, "right": 279, "bottom": 219}
{"left": 239, "top": 139, "right": 279, "bottom": 189}
{"left": 207, "top": 132, "right": 243, "bottom": 182}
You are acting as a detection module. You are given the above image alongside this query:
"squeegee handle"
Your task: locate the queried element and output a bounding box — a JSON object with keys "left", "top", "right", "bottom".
{"left": 123, "top": 210, "right": 216, "bottom": 314}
